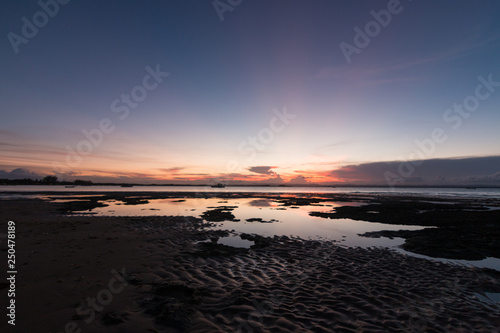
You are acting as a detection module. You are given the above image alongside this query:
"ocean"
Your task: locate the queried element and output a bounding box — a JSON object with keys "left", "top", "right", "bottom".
{"left": 1, "top": 185, "right": 499, "bottom": 199}
{"left": 1, "top": 185, "right": 499, "bottom": 271}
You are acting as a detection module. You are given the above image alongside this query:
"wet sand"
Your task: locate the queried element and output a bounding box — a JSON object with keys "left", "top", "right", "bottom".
{"left": 1, "top": 195, "right": 499, "bottom": 332}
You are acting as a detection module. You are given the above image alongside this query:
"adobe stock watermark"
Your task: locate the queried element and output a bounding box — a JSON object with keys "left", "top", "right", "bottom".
{"left": 237, "top": 250, "right": 309, "bottom": 333}
{"left": 384, "top": 73, "right": 499, "bottom": 187}
{"left": 213, "top": 0, "right": 243, "bottom": 22}
{"left": 340, "top": 0, "right": 413, "bottom": 64}
{"left": 7, "top": 0, "right": 71, "bottom": 54}
{"left": 181, "top": 106, "right": 293, "bottom": 223}
{"left": 198, "top": 106, "right": 294, "bottom": 192}
{"left": 226, "top": 106, "right": 295, "bottom": 174}
{"left": 52, "top": 64, "right": 169, "bottom": 176}
{"left": 50, "top": 267, "right": 128, "bottom": 333}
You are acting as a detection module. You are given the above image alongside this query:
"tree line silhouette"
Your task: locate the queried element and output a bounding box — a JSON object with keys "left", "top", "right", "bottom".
{"left": 0, "top": 176, "right": 93, "bottom": 186}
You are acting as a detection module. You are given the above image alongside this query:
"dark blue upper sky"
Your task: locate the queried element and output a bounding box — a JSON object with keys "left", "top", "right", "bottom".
{"left": 1, "top": 0, "right": 500, "bottom": 184}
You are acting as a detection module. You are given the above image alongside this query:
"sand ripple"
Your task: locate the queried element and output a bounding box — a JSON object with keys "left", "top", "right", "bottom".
{"left": 125, "top": 217, "right": 500, "bottom": 332}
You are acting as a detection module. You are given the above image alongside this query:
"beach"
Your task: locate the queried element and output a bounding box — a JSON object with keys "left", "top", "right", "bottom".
{"left": 4, "top": 0, "right": 500, "bottom": 331}
{"left": 1, "top": 193, "right": 499, "bottom": 332}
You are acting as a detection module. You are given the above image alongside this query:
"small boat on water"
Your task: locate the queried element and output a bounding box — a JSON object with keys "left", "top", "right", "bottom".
{"left": 121, "top": 184, "right": 133, "bottom": 187}
{"left": 211, "top": 183, "right": 225, "bottom": 188}
{"left": 65, "top": 185, "right": 75, "bottom": 188}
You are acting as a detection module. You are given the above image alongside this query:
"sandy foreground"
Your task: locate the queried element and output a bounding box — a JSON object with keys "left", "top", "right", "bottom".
{"left": 1, "top": 196, "right": 499, "bottom": 332}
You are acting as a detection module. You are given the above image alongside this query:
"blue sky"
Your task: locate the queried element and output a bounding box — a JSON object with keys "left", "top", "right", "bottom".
{"left": 1, "top": 0, "right": 500, "bottom": 185}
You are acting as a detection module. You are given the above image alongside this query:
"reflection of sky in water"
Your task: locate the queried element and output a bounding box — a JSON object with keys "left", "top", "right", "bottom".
{"left": 395, "top": 248, "right": 500, "bottom": 274}
{"left": 72, "top": 197, "right": 500, "bottom": 271}
{"left": 76, "top": 197, "right": 424, "bottom": 249}
{"left": 217, "top": 235, "right": 254, "bottom": 248}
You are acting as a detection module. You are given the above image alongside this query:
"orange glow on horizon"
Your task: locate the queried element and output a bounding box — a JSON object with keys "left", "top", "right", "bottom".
{"left": 40, "top": 166, "right": 344, "bottom": 185}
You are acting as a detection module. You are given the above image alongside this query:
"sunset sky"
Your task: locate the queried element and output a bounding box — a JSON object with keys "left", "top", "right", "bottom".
{"left": 1, "top": 0, "right": 500, "bottom": 185}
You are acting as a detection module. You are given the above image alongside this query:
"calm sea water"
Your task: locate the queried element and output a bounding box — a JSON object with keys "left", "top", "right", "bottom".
{"left": 70, "top": 196, "right": 425, "bottom": 247}
{"left": 1, "top": 185, "right": 499, "bottom": 270}
{"left": 1, "top": 185, "right": 499, "bottom": 198}
{"left": 65, "top": 195, "right": 499, "bottom": 271}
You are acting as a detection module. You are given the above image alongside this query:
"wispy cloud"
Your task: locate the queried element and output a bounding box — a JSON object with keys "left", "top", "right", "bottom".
{"left": 314, "top": 34, "right": 500, "bottom": 86}
{"left": 311, "top": 140, "right": 354, "bottom": 157}
{"left": 365, "top": 34, "right": 500, "bottom": 76}
{"left": 313, "top": 64, "right": 420, "bottom": 88}
{"left": 159, "top": 167, "right": 185, "bottom": 173}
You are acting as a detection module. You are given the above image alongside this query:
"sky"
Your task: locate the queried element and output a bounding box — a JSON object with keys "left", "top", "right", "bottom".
{"left": 1, "top": 0, "right": 500, "bottom": 186}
